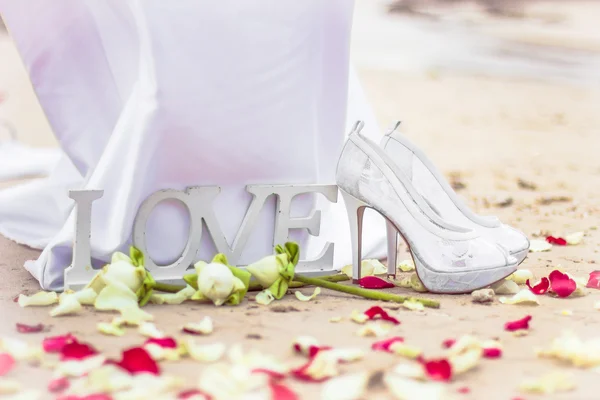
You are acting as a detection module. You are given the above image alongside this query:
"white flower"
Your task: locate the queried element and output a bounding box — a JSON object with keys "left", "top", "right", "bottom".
{"left": 246, "top": 254, "right": 287, "bottom": 288}
{"left": 194, "top": 262, "right": 245, "bottom": 306}
{"left": 102, "top": 260, "right": 146, "bottom": 292}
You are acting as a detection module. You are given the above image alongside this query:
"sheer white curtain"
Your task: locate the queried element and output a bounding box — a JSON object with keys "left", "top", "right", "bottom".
{"left": 0, "top": 0, "right": 385, "bottom": 290}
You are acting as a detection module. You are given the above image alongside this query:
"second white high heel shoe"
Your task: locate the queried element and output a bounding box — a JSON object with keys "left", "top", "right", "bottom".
{"left": 380, "top": 121, "right": 529, "bottom": 272}
{"left": 336, "top": 122, "right": 517, "bottom": 294}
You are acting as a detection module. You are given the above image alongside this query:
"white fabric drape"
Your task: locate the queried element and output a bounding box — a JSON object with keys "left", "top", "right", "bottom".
{"left": 0, "top": 1, "right": 386, "bottom": 290}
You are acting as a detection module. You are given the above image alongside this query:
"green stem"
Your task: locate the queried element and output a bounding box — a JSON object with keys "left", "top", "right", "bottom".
{"left": 293, "top": 275, "right": 440, "bottom": 309}
{"left": 152, "top": 274, "right": 351, "bottom": 294}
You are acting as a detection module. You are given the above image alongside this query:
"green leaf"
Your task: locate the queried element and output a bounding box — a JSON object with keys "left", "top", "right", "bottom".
{"left": 130, "top": 246, "right": 145, "bottom": 267}
{"left": 267, "top": 278, "right": 289, "bottom": 299}
{"left": 183, "top": 273, "right": 199, "bottom": 289}
{"left": 136, "top": 268, "right": 155, "bottom": 307}
{"left": 211, "top": 253, "right": 229, "bottom": 266}
{"left": 275, "top": 242, "right": 300, "bottom": 266}
{"left": 225, "top": 265, "right": 251, "bottom": 305}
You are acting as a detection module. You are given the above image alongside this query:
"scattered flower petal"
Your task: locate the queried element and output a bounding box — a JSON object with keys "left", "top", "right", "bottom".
{"left": 364, "top": 306, "right": 400, "bottom": 325}
{"left": 546, "top": 236, "right": 567, "bottom": 246}
{"left": 505, "top": 315, "right": 532, "bottom": 332}
{"left": 0, "top": 353, "right": 15, "bottom": 376}
{"left": 391, "top": 363, "right": 426, "bottom": 380}
{"left": 145, "top": 337, "right": 177, "bottom": 349}
{"left": 358, "top": 276, "right": 394, "bottom": 289}
{"left": 350, "top": 310, "right": 368, "bottom": 324}
{"left": 409, "top": 274, "right": 428, "bottom": 292}
{"left": 586, "top": 270, "right": 600, "bottom": 289}
{"left": 442, "top": 339, "right": 456, "bottom": 349}
{"left": 18, "top": 291, "right": 58, "bottom": 307}
{"left": 47, "top": 377, "right": 70, "bottom": 393}
{"left": 507, "top": 269, "right": 534, "bottom": 285}
{"left": 16, "top": 323, "right": 45, "bottom": 334}
{"left": 372, "top": 337, "right": 404, "bottom": 353}
{"left": 115, "top": 347, "right": 160, "bottom": 375}
{"left": 50, "top": 295, "right": 83, "bottom": 317}
{"left": 457, "top": 386, "right": 470, "bottom": 394}
{"left": 402, "top": 299, "right": 425, "bottom": 311}
{"left": 270, "top": 382, "right": 299, "bottom": 400}
{"left": 43, "top": 334, "right": 77, "bottom": 353}
{"left": 292, "top": 351, "right": 339, "bottom": 382}
{"left": 449, "top": 348, "right": 482, "bottom": 376}
{"left": 398, "top": 259, "right": 415, "bottom": 272}
{"left": 491, "top": 279, "right": 520, "bottom": 295}
{"left": 0, "top": 378, "right": 21, "bottom": 394}
{"left": 0, "top": 338, "right": 42, "bottom": 362}
{"left": 60, "top": 288, "right": 98, "bottom": 306}
{"left": 138, "top": 322, "right": 164, "bottom": 338}
{"left": 178, "top": 389, "right": 211, "bottom": 400}
{"left": 499, "top": 289, "right": 540, "bottom": 305}
{"left": 295, "top": 287, "right": 321, "bottom": 302}
{"left": 341, "top": 260, "right": 386, "bottom": 278}
{"left": 482, "top": 347, "right": 502, "bottom": 359}
{"left": 329, "top": 316, "right": 342, "bottom": 323}
{"left": 566, "top": 232, "right": 584, "bottom": 245}
{"left": 256, "top": 289, "right": 275, "bottom": 306}
{"left": 537, "top": 331, "right": 600, "bottom": 368}
{"left": 520, "top": 371, "right": 575, "bottom": 394}
{"left": 549, "top": 270, "right": 577, "bottom": 298}
{"left": 526, "top": 277, "right": 550, "bottom": 295}
{"left": 292, "top": 336, "right": 321, "bottom": 357}
{"left": 182, "top": 317, "right": 213, "bottom": 335}
{"left": 529, "top": 240, "right": 552, "bottom": 253}
{"left": 422, "top": 359, "right": 452, "bottom": 382}
{"left": 185, "top": 341, "right": 226, "bottom": 363}
{"left": 385, "top": 373, "right": 447, "bottom": 399}
{"left": 56, "top": 355, "right": 106, "bottom": 378}
{"left": 392, "top": 343, "right": 423, "bottom": 360}
{"left": 320, "top": 372, "right": 369, "bottom": 400}
{"left": 60, "top": 341, "right": 98, "bottom": 361}
{"left": 150, "top": 285, "right": 195, "bottom": 305}
{"left": 97, "top": 322, "right": 125, "bottom": 337}
{"left": 357, "top": 322, "right": 392, "bottom": 338}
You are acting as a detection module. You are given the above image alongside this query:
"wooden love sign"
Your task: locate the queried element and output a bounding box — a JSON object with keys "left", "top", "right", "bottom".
{"left": 64, "top": 185, "right": 338, "bottom": 289}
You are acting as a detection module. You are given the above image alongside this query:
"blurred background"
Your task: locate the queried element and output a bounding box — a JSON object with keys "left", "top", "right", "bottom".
{"left": 1, "top": 0, "right": 599, "bottom": 216}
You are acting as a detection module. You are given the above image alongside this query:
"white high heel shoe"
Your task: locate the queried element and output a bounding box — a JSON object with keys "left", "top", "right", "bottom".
{"left": 380, "top": 121, "right": 529, "bottom": 272}
{"left": 337, "top": 122, "right": 517, "bottom": 294}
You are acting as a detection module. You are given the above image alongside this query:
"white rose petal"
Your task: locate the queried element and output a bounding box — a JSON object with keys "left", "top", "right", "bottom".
{"left": 350, "top": 310, "right": 368, "bottom": 324}
{"left": 329, "top": 316, "right": 342, "bottom": 323}
{"left": 186, "top": 341, "right": 226, "bottom": 363}
{"left": 520, "top": 371, "right": 575, "bottom": 394}
{"left": 321, "top": 372, "right": 369, "bottom": 400}
{"left": 357, "top": 322, "right": 391, "bottom": 337}
{"left": 295, "top": 287, "right": 321, "bottom": 302}
{"left": 293, "top": 336, "right": 320, "bottom": 356}
{"left": 255, "top": 289, "right": 275, "bottom": 306}
{"left": 566, "top": 232, "right": 584, "bottom": 245}
{"left": 97, "top": 322, "right": 125, "bottom": 337}
{"left": 1, "top": 390, "right": 42, "bottom": 400}
{"left": 56, "top": 355, "right": 107, "bottom": 378}
{"left": 183, "top": 317, "right": 213, "bottom": 335}
{"left": 529, "top": 240, "right": 552, "bottom": 252}
{"left": 138, "top": 322, "right": 164, "bottom": 338}
{"left": 149, "top": 285, "right": 195, "bottom": 305}
{"left": 491, "top": 279, "right": 520, "bottom": 295}
{"left": 196, "top": 262, "right": 237, "bottom": 306}
{"left": 392, "top": 363, "right": 426, "bottom": 380}
{"left": 384, "top": 374, "right": 447, "bottom": 400}
{"left": 398, "top": 259, "right": 415, "bottom": 272}
{"left": 0, "top": 378, "right": 21, "bottom": 394}
{"left": 102, "top": 260, "right": 145, "bottom": 292}
{"left": 506, "top": 269, "right": 534, "bottom": 285}
{"left": 94, "top": 281, "right": 138, "bottom": 312}
{"left": 499, "top": 289, "right": 540, "bottom": 306}
{"left": 18, "top": 291, "right": 58, "bottom": 307}
{"left": 322, "top": 348, "right": 365, "bottom": 364}
{"left": 50, "top": 295, "right": 83, "bottom": 317}
{"left": 144, "top": 343, "right": 181, "bottom": 362}
{"left": 0, "top": 338, "right": 42, "bottom": 362}
{"left": 402, "top": 299, "right": 425, "bottom": 312}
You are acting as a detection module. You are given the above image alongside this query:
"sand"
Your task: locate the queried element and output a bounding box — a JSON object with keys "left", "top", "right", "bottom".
{"left": 1, "top": 1, "right": 600, "bottom": 399}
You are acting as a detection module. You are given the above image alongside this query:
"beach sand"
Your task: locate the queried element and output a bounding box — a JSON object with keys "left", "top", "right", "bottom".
{"left": 1, "top": 1, "right": 600, "bottom": 398}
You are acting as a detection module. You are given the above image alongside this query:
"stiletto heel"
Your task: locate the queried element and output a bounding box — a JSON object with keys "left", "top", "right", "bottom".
{"left": 385, "top": 220, "right": 398, "bottom": 278}
{"left": 336, "top": 121, "right": 517, "bottom": 293}
{"left": 340, "top": 189, "right": 367, "bottom": 283}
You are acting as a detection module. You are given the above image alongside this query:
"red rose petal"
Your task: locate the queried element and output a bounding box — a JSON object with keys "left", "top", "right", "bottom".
{"left": 457, "top": 386, "right": 471, "bottom": 394}
{"left": 115, "top": 347, "right": 160, "bottom": 375}
{"left": 144, "top": 337, "right": 178, "bottom": 349}
{"left": 525, "top": 277, "right": 550, "bottom": 295}
{"left": 252, "top": 368, "right": 287, "bottom": 381}
{"left": 60, "top": 341, "right": 98, "bottom": 361}
{"left": 270, "top": 382, "right": 299, "bottom": 400}
{"left": 372, "top": 337, "right": 404, "bottom": 352}
{"left": 504, "top": 315, "right": 532, "bottom": 332}
{"left": 48, "top": 377, "right": 70, "bottom": 393}
{"left": 548, "top": 270, "right": 577, "bottom": 298}
{"left": 546, "top": 236, "right": 567, "bottom": 246}
{"left": 586, "top": 270, "right": 600, "bottom": 289}
{"left": 422, "top": 358, "right": 452, "bottom": 382}
{"left": 43, "top": 333, "right": 77, "bottom": 353}
{"left": 57, "top": 395, "right": 113, "bottom": 400}
{"left": 16, "top": 323, "right": 46, "bottom": 334}
{"left": 177, "top": 389, "right": 210, "bottom": 399}
{"left": 442, "top": 338, "right": 456, "bottom": 349}
{"left": 0, "top": 353, "right": 15, "bottom": 376}
{"left": 482, "top": 347, "right": 502, "bottom": 359}
{"left": 358, "top": 276, "right": 395, "bottom": 289}
{"left": 308, "top": 345, "right": 332, "bottom": 359}
{"left": 364, "top": 306, "right": 400, "bottom": 325}
{"left": 291, "top": 359, "right": 329, "bottom": 383}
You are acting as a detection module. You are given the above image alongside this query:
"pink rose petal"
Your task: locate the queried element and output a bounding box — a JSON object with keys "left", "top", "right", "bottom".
{"left": 43, "top": 333, "right": 77, "bottom": 353}
{"left": 586, "top": 270, "right": 600, "bottom": 289}
{"left": 526, "top": 277, "right": 550, "bottom": 295}
{"left": 442, "top": 339, "right": 456, "bottom": 349}
{"left": 177, "top": 389, "right": 210, "bottom": 399}
{"left": 0, "top": 353, "right": 15, "bottom": 376}
{"left": 60, "top": 341, "right": 98, "bottom": 361}
{"left": 252, "top": 368, "right": 287, "bottom": 381}
{"left": 422, "top": 358, "right": 452, "bottom": 382}
{"left": 48, "top": 377, "right": 70, "bottom": 393}
{"left": 358, "top": 276, "right": 395, "bottom": 289}
{"left": 371, "top": 337, "right": 404, "bottom": 352}
{"left": 546, "top": 236, "right": 567, "bottom": 246}
{"left": 549, "top": 270, "right": 577, "bottom": 298}
{"left": 457, "top": 386, "right": 471, "bottom": 394}
{"left": 364, "top": 306, "right": 400, "bottom": 325}
{"left": 16, "top": 323, "right": 46, "bottom": 334}
{"left": 144, "top": 337, "right": 178, "bottom": 349}
{"left": 504, "top": 315, "right": 532, "bottom": 332}
{"left": 270, "top": 382, "right": 298, "bottom": 400}
{"left": 482, "top": 347, "right": 502, "bottom": 359}
{"left": 56, "top": 395, "right": 113, "bottom": 400}
{"left": 115, "top": 347, "right": 160, "bottom": 375}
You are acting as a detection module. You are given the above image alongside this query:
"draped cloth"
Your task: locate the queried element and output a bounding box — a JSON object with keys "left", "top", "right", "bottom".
{"left": 0, "top": 1, "right": 386, "bottom": 290}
